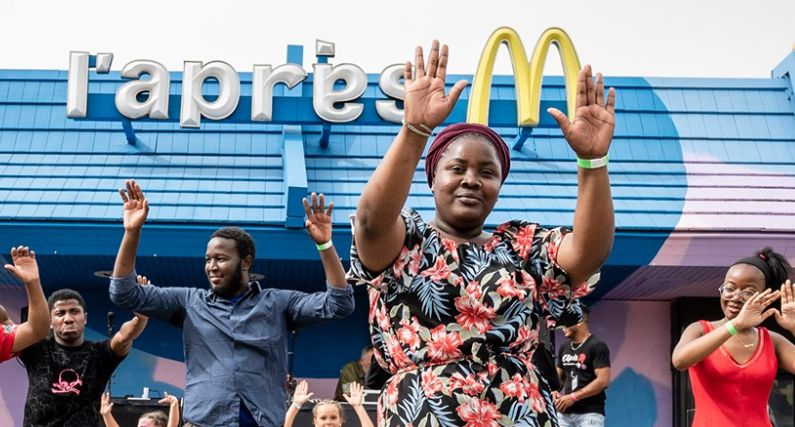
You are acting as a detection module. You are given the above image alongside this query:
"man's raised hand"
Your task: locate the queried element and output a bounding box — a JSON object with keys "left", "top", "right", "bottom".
{"left": 4, "top": 246, "right": 40, "bottom": 285}
{"left": 118, "top": 179, "right": 149, "bottom": 231}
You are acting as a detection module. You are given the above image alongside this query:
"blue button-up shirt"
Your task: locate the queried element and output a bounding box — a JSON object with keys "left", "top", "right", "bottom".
{"left": 109, "top": 272, "right": 354, "bottom": 427}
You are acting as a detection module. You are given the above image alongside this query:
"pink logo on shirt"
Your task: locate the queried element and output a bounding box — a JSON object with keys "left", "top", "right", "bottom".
{"left": 51, "top": 369, "right": 83, "bottom": 395}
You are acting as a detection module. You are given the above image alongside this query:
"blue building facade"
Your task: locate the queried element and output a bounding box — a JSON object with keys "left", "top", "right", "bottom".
{"left": 0, "top": 39, "right": 794, "bottom": 426}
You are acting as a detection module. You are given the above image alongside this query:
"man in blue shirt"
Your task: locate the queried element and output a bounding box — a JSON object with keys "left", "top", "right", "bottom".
{"left": 109, "top": 180, "right": 354, "bottom": 427}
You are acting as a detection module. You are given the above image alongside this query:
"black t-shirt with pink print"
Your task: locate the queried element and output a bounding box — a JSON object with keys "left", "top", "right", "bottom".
{"left": 20, "top": 336, "right": 124, "bottom": 427}
{"left": 557, "top": 334, "right": 610, "bottom": 415}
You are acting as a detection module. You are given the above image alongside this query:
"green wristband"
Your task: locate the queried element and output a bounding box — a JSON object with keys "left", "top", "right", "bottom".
{"left": 725, "top": 320, "right": 738, "bottom": 336}
{"left": 576, "top": 154, "right": 609, "bottom": 169}
{"left": 316, "top": 240, "right": 333, "bottom": 251}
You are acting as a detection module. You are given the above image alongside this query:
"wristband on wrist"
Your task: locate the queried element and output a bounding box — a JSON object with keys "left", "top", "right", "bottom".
{"left": 725, "top": 320, "right": 738, "bottom": 336}
{"left": 576, "top": 154, "right": 609, "bottom": 169}
{"left": 316, "top": 240, "right": 333, "bottom": 251}
{"left": 402, "top": 119, "right": 433, "bottom": 138}
{"left": 569, "top": 392, "right": 578, "bottom": 401}
{"left": 292, "top": 401, "right": 303, "bottom": 410}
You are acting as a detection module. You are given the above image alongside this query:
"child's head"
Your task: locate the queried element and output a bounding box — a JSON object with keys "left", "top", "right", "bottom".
{"left": 312, "top": 400, "right": 345, "bottom": 427}
{"left": 137, "top": 411, "right": 168, "bottom": 427}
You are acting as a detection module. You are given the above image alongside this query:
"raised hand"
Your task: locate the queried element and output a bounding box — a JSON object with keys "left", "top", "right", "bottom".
{"left": 3, "top": 246, "right": 40, "bottom": 285}
{"left": 118, "top": 313, "right": 148, "bottom": 337}
{"left": 403, "top": 40, "right": 468, "bottom": 130}
{"left": 733, "top": 288, "right": 781, "bottom": 330}
{"left": 118, "top": 179, "right": 149, "bottom": 231}
{"left": 303, "top": 193, "right": 333, "bottom": 245}
{"left": 109, "top": 312, "right": 149, "bottom": 357}
{"left": 342, "top": 382, "right": 365, "bottom": 407}
{"left": 548, "top": 65, "right": 616, "bottom": 159}
{"left": 774, "top": 280, "right": 795, "bottom": 331}
{"left": 100, "top": 392, "right": 114, "bottom": 415}
{"left": 158, "top": 391, "right": 179, "bottom": 406}
{"left": 292, "top": 380, "right": 314, "bottom": 406}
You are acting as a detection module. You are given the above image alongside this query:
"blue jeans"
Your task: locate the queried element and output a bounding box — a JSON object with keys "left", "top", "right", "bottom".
{"left": 558, "top": 412, "right": 605, "bottom": 427}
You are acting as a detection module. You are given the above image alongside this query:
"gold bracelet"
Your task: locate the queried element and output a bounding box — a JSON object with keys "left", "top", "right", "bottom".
{"left": 402, "top": 119, "right": 432, "bottom": 138}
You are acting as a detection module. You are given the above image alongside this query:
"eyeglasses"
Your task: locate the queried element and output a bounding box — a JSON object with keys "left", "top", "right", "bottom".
{"left": 718, "top": 285, "right": 757, "bottom": 302}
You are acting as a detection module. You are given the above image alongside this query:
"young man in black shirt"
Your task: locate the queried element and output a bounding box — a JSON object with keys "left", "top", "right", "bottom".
{"left": 555, "top": 305, "right": 611, "bottom": 427}
{"left": 20, "top": 288, "right": 148, "bottom": 427}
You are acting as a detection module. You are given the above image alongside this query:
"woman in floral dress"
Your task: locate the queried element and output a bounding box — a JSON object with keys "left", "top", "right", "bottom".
{"left": 348, "top": 40, "right": 616, "bottom": 427}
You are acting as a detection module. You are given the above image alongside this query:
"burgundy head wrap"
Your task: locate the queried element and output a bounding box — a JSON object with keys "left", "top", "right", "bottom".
{"left": 424, "top": 123, "right": 511, "bottom": 188}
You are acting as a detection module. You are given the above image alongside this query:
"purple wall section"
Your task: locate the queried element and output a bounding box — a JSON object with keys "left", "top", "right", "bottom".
{"left": 0, "top": 360, "right": 26, "bottom": 426}
{"left": 557, "top": 300, "right": 672, "bottom": 427}
{"left": 0, "top": 289, "right": 29, "bottom": 426}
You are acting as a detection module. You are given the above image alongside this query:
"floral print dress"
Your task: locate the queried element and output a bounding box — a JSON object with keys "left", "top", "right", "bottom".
{"left": 348, "top": 209, "right": 595, "bottom": 427}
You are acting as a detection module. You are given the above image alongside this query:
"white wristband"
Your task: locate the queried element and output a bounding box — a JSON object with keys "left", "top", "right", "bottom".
{"left": 316, "top": 240, "right": 333, "bottom": 251}
{"left": 576, "top": 154, "right": 609, "bottom": 169}
{"left": 292, "top": 401, "right": 302, "bottom": 410}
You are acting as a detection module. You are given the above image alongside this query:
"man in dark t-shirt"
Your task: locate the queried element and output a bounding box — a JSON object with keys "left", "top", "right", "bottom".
{"left": 20, "top": 288, "right": 147, "bottom": 427}
{"left": 555, "top": 305, "right": 611, "bottom": 427}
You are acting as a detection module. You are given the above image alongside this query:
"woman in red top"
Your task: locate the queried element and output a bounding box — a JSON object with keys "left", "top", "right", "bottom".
{"left": 672, "top": 247, "right": 794, "bottom": 426}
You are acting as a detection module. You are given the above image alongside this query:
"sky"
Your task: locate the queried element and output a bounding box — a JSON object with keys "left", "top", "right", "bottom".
{"left": 1, "top": 0, "right": 794, "bottom": 79}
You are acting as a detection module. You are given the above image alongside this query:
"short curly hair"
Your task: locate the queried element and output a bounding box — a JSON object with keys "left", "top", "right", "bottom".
{"left": 47, "top": 289, "right": 86, "bottom": 312}
{"left": 210, "top": 227, "right": 256, "bottom": 262}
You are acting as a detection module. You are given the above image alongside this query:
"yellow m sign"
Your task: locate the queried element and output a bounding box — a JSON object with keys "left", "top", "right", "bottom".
{"left": 467, "top": 27, "right": 581, "bottom": 127}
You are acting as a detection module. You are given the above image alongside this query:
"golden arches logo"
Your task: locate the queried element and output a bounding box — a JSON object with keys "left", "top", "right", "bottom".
{"left": 467, "top": 27, "right": 581, "bottom": 127}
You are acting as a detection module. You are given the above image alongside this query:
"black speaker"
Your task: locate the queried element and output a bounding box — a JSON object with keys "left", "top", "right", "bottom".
{"left": 99, "top": 398, "right": 180, "bottom": 427}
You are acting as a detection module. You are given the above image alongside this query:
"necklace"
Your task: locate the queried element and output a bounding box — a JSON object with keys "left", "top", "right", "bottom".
{"left": 570, "top": 334, "right": 591, "bottom": 351}
{"left": 734, "top": 328, "right": 757, "bottom": 349}
{"left": 722, "top": 319, "right": 756, "bottom": 349}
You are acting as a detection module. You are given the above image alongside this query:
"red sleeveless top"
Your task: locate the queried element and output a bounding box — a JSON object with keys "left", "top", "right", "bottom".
{"left": 689, "top": 320, "right": 777, "bottom": 427}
